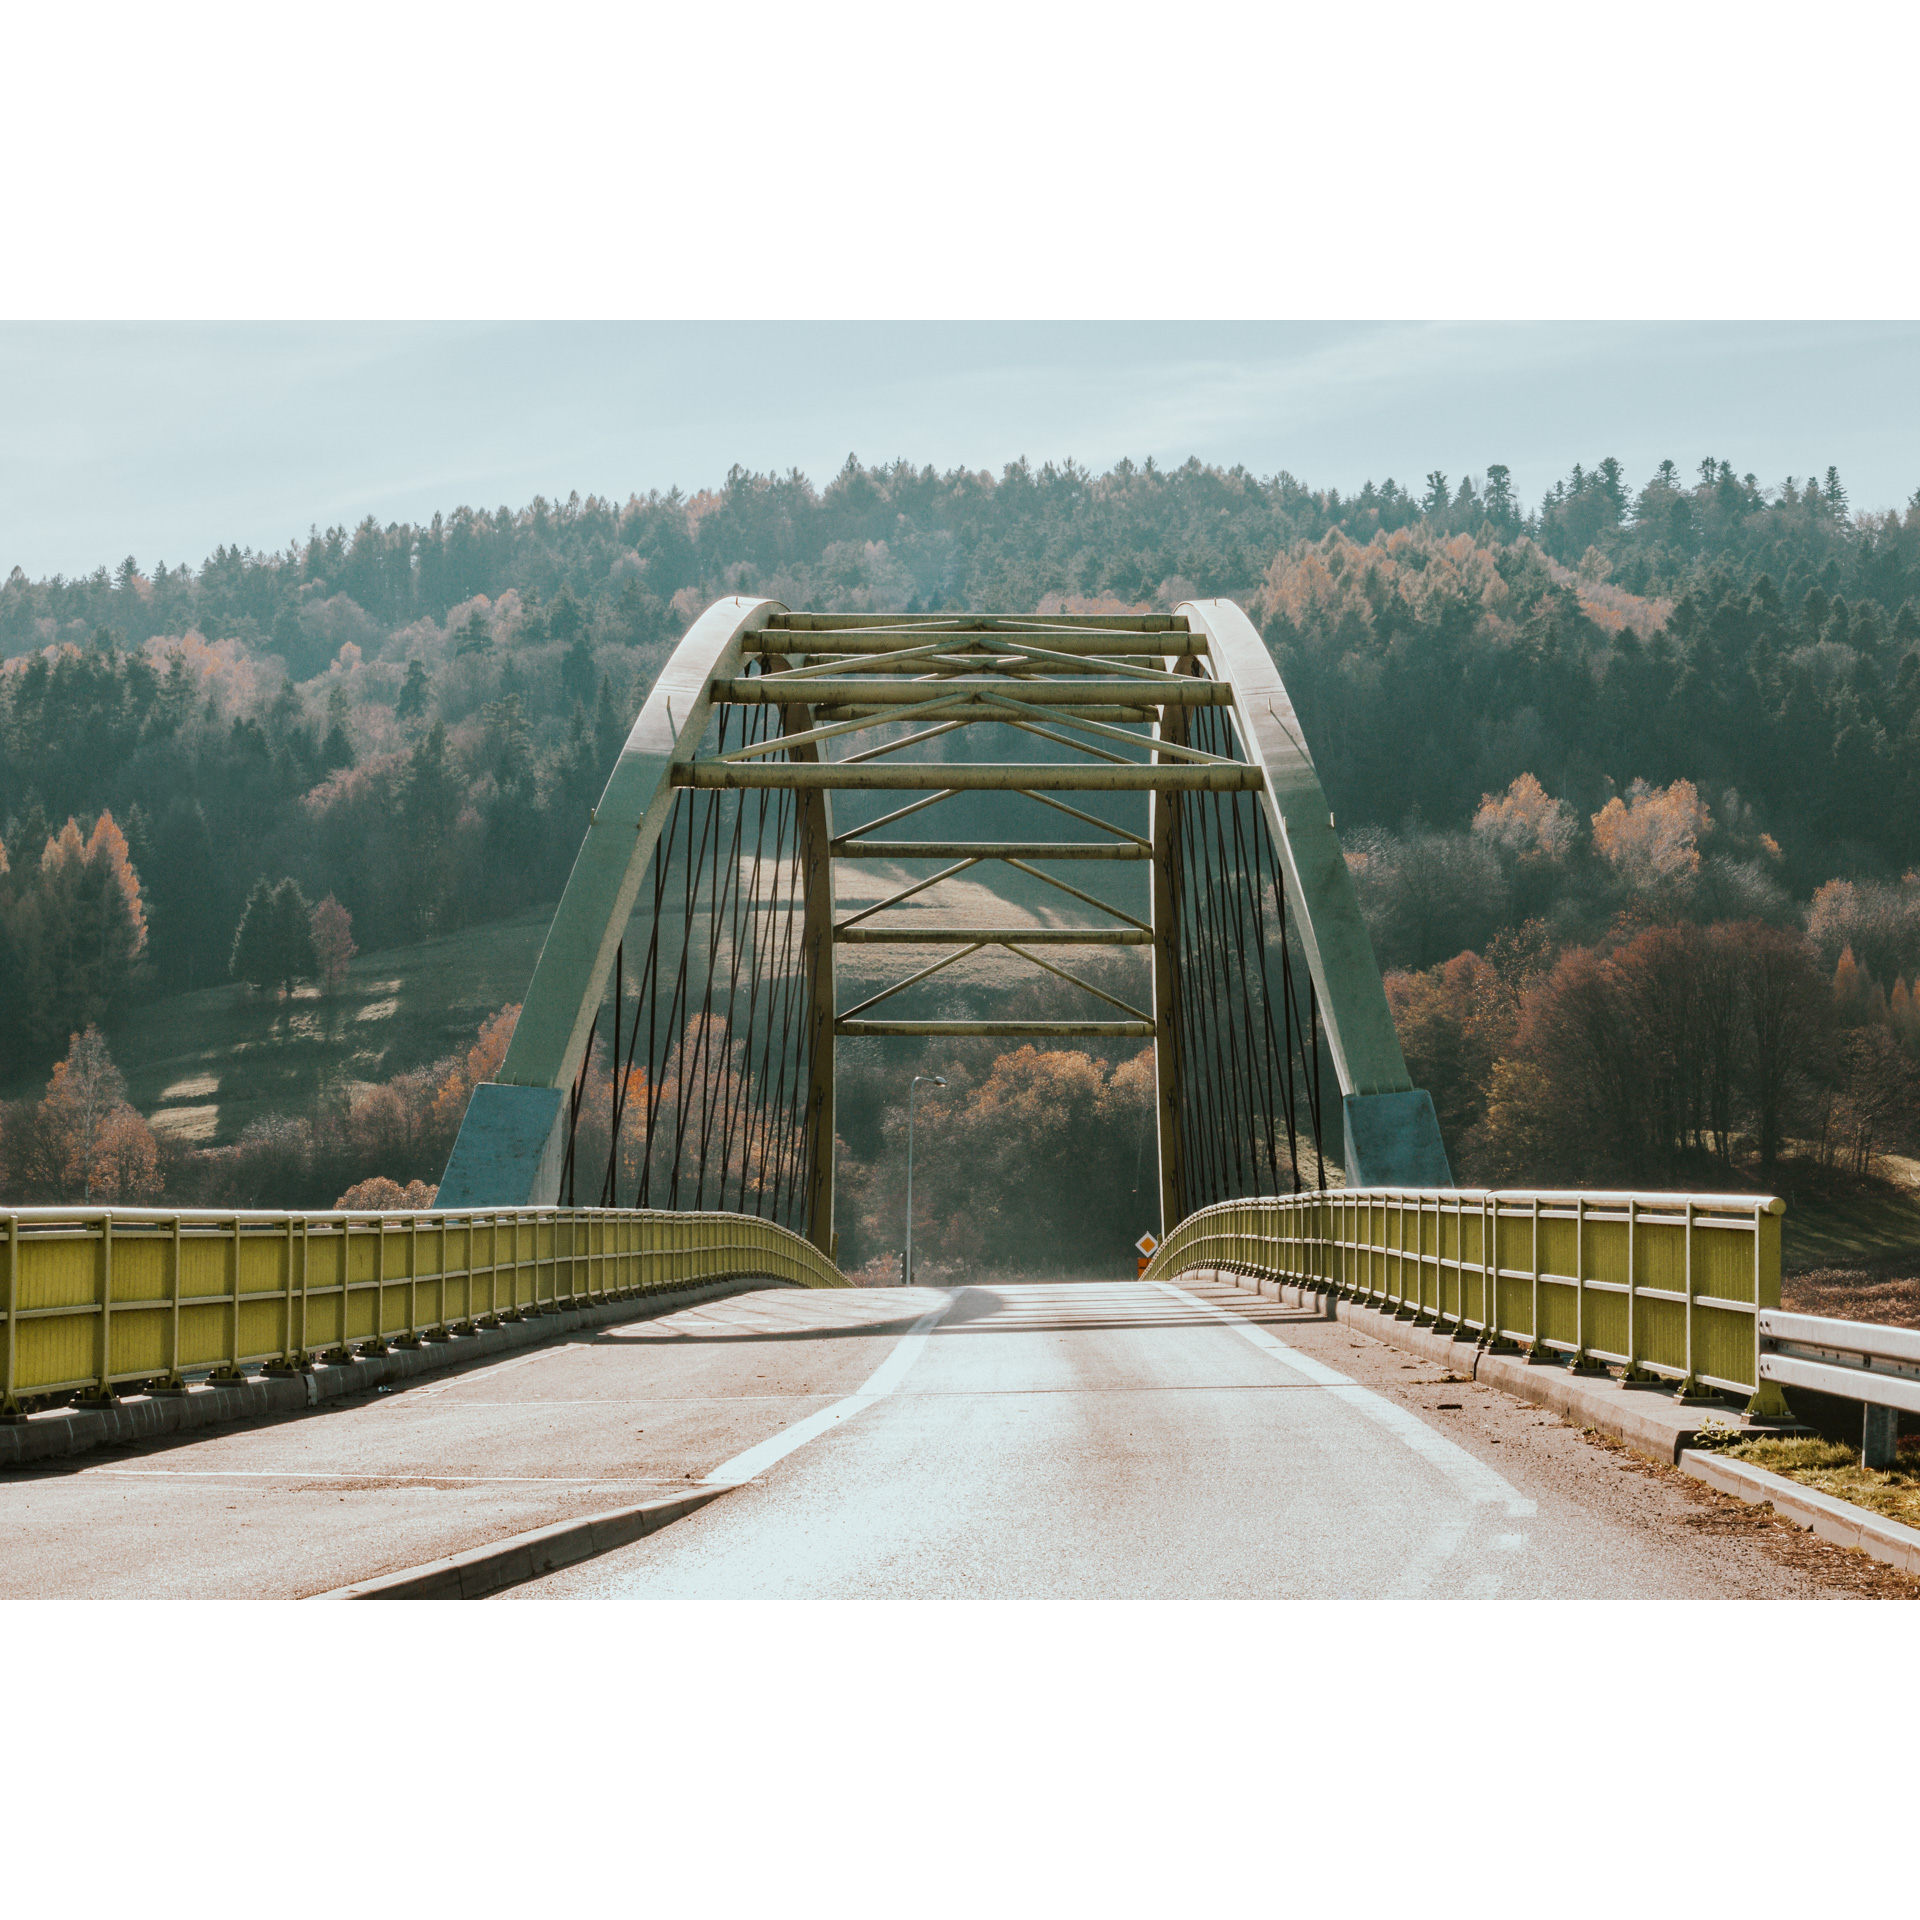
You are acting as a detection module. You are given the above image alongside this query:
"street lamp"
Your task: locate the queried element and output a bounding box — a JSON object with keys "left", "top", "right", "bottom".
{"left": 905, "top": 1073, "right": 946, "bottom": 1287}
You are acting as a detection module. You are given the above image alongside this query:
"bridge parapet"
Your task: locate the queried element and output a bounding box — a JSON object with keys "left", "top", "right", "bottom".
{"left": 1141, "top": 1186, "right": 1789, "bottom": 1416}
{"left": 0, "top": 1206, "right": 847, "bottom": 1418}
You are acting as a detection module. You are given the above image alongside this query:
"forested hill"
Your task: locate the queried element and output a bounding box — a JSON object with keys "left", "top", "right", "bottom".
{"left": 3, "top": 451, "right": 1919, "bottom": 1089}
{"left": 5, "top": 453, "right": 1916, "bottom": 658}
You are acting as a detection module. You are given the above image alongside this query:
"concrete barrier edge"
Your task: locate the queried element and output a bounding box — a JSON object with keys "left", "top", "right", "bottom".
{"left": 311, "top": 1488, "right": 734, "bottom": 1600}
{"left": 1677, "top": 1448, "right": 1920, "bottom": 1576}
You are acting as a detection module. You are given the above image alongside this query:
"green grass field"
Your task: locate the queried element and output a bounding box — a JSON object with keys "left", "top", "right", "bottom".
{"left": 72, "top": 906, "right": 559, "bottom": 1149}
{"left": 56, "top": 855, "right": 1136, "bottom": 1152}
{"left": 1782, "top": 1187, "right": 1920, "bottom": 1271}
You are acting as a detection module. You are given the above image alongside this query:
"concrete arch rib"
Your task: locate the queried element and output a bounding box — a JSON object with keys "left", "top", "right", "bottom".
{"left": 1178, "top": 599, "right": 1453, "bottom": 1189}
{"left": 438, "top": 596, "right": 794, "bottom": 1211}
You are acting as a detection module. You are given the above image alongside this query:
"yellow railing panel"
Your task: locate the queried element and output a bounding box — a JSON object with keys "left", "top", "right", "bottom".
{"left": 1139, "top": 1186, "right": 1784, "bottom": 1403}
{"left": 0, "top": 1207, "right": 848, "bottom": 1412}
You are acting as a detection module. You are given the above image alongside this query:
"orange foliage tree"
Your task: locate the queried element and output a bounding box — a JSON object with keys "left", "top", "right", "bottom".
{"left": 37, "top": 1026, "right": 162, "bottom": 1203}
{"left": 1590, "top": 778, "right": 1713, "bottom": 899}
{"left": 2, "top": 812, "right": 149, "bottom": 1066}
{"left": 310, "top": 895, "right": 357, "bottom": 993}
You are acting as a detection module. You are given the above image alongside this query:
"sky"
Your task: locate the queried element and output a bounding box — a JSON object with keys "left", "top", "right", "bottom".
{"left": 5, "top": 321, "right": 1918, "bottom": 582}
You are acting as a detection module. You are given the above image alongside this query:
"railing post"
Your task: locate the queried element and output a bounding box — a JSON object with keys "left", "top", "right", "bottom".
{"left": 1675, "top": 1198, "right": 1713, "bottom": 1402}
{"left": 1746, "top": 1200, "right": 1792, "bottom": 1418}
{"left": 165, "top": 1215, "right": 185, "bottom": 1388}
{"left": 225, "top": 1215, "right": 243, "bottom": 1378}
{"left": 1569, "top": 1193, "right": 1601, "bottom": 1373}
{"left": 368, "top": 1220, "right": 390, "bottom": 1353}
{"left": 84, "top": 1214, "right": 116, "bottom": 1404}
{"left": 1527, "top": 1195, "right": 1549, "bottom": 1362}
{"left": 1624, "top": 1196, "right": 1640, "bottom": 1379}
{"left": 328, "top": 1218, "right": 356, "bottom": 1362}
{"left": 406, "top": 1214, "right": 421, "bottom": 1343}
{"left": 1, "top": 1215, "right": 18, "bottom": 1421}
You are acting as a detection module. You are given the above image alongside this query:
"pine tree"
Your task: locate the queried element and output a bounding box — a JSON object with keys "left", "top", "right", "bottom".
{"left": 319, "top": 684, "right": 354, "bottom": 771}
{"left": 562, "top": 632, "right": 597, "bottom": 708}
{"left": 548, "top": 585, "right": 583, "bottom": 644}
{"left": 230, "top": 877, "right": 318, "bottom": 995}
{"left": 398, "top": 721, "right": 463, "bottom": 934}
{"left": 593, "top": 672, "right": 625, "bottom": 776}
{"left": 453, "top": 609, "right": 494, "bottom": 657}
{"left": 229, "top": 879, "right": 278, "bottom": 992}
{"left": 267, "top": 878, "right": 317, "bottom": 994}
{"left": 1483, "top": 465, "right": 1517, "bottom": 532}
{"left": 395, "top": 660, "right": 430, "bottom": 724}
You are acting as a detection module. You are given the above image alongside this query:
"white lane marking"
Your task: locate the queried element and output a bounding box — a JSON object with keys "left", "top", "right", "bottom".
{"left": 1154, "top": 1281, "right": 1536, "bottom": 1518}
{"left": 1389, "top": 1511, "right": 1472, "bottom": 1597}
{"left": 89, "top": 1469, "right": 664, "bottom": 1485}
{"left": 700, "top": 1296, "right": 955, "bottom": 1488}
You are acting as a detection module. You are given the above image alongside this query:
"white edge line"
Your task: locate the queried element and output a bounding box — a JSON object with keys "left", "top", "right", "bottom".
{"left": 700, "top": 1296, "right": 955, "bottom": 1488}
{"left": 1154, "top": 1280, "right": 1536, "bottom": 1518}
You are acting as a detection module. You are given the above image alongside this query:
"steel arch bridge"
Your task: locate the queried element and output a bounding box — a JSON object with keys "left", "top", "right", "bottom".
{"left": 438, "top": 599, "right": 1451, "bottom": 1252}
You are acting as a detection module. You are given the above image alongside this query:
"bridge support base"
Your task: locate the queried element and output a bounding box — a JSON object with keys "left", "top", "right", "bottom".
{"left": 1342, "top": 1091, "right": 1453, "bottom": 1189}
{"left": 438, "top": 1083, "right": 567, "bottom": 1209}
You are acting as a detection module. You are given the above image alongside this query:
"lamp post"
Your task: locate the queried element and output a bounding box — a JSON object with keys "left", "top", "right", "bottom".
{"left": 905, "top": 1073, "right": 946, "bottom": 1287}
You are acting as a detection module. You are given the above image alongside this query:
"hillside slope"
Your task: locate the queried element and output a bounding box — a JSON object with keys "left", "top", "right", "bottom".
{"left": 77, "top": 906, "right": 556, "bottom": 1148}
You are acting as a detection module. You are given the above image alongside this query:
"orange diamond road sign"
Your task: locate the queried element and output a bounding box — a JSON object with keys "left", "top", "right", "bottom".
{"left": 1135, "top": 1231, "right": 1158, "bottom": 1276}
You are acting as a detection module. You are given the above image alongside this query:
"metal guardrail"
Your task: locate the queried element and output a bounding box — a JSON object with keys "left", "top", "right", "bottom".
{"left": 0, "top": 1206, "right": 848, "bottom": 1417}
{"left": 1140, "top": 1187, "right": 1788, "bottom": 1413}
{"left": 1759, "top": 1309, "right": 1920, "bottom": 1467}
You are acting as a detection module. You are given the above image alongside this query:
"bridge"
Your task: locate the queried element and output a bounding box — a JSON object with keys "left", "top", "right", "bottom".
{"left": 4, "top": 602, "right": 1904, "bottom": 1600}
{"left": 437, "top": 596, "right": 1450, "bottom": 1225}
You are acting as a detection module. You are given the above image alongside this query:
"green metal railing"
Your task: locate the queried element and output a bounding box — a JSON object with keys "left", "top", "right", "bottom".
{"left": 1141, "top": 1187, "right": 1787, "bottom": 1412}
{"left": 0, "top": 1206, "right": 848, "bottom": 1416}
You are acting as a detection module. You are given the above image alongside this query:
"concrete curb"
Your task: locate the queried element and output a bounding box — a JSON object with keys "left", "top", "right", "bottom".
{"left": 0, "top": 1277, "right": 787, "bottom": 1471}
{"left": 310, "top": 1488, "right": 735, "bottom": 1599}
{"left": 1192, "top": 1269, "right": 1752, "bottom": 1465}
{"left": 1678, "top": 1450, "right": 1920, "bottom": 1576}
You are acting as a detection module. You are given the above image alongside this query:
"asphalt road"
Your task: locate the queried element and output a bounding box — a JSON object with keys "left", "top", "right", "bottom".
{"left": 513, "top": 1277, "right": 1917, "bottom": 1601}
{"left": 5, "top": 1277, "right": 1910, "bottom": 1599}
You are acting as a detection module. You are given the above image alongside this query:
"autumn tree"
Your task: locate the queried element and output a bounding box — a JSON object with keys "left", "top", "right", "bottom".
{"left": 1590, "top": 778, "right": 1713, "bottom": 904}
{"left": 0, "top": 813, "right": 149, "bottom": 1069}
{"left": 335, "top": 1176, "right": 438, "bottom": 1209}
{"left": 1473, "top": 773, "right": 1576, "bottom": 867}
{"left": 1385, "top": 950, "right": 1514, "bottom": 1158}
{"left": 1891, "top": 977, "right": 1920, "bottom": 1055}
{"left": 39, "top": 1026, "right": 161, "bottom": 1203}
{"left": 310, "top": 894, "right": 356, "bottom": 993}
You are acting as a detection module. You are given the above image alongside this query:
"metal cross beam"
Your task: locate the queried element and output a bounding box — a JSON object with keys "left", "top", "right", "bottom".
{"left": 438, "top": 599, "right": 1453, "bottom": 1248}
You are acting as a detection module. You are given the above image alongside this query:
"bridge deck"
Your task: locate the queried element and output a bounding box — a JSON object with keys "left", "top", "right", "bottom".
{"left": 9, "top": 1277, "right": 1903, "bottom": 1601}
{"left": 0, "top": 1286, "right": 940, "bottom": 1600}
